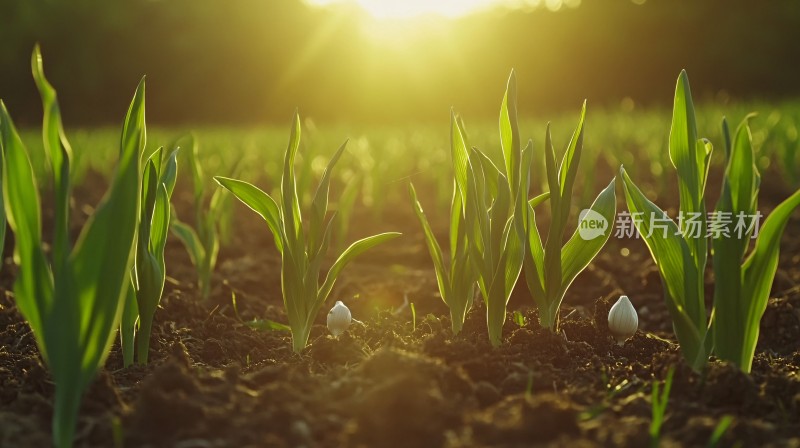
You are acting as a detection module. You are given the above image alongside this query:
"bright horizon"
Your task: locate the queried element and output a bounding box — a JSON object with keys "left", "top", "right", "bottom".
{"left": 304, "top": 0, "right": 571, "bottom": 19}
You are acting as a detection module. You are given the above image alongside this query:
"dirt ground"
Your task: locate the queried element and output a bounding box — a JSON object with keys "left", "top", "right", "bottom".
{"left": 0, "top": 168, "right": 799, "bottom": 447}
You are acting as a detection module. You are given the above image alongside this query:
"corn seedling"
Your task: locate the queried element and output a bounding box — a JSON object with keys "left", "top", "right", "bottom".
{"left": 620, "top": 70, "right": 712, "bottom": 370}
{"left": 453, "top": 71, "right": 529, "bottom": 347}
{"left": 710, "top": 116, "right": 800, "bottom": 372}
{"left": 520, "top": 101, "right": 617, "bottom": 332}
{"left": 0, "top": 46, "right": 144, "bottom": 448}
{"left": 621, "top": 70, "right": 800, "bottom": 372}
{"left": 409, "top": 174, "right": 477, "bottom": 334}
{"left": 215, "top": 112, "right": 400, "bottom": 352}
{"left": 120, "top": 147, "right": 179, "bottom": 366}
{"left": 171, "top": 136, "right": 230, "bottom": 299}
{"left": 649, "top": 367, "right": 675, "bottom": 448}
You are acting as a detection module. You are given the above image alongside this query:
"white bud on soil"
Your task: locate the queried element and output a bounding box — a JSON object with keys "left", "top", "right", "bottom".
{"left": 327, "top": 301, "right": 352, "bottom": 337}
{"left": 608, "top": 295, "right": 638, "bottom": 345}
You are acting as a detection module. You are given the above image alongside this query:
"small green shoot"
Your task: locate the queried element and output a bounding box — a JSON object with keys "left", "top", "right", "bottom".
{"left": 215, "top": 112, "right": 400, "bottom": 352}
{"left": 650, "top": 367, "right": 675, "bottom": 448}
{"left": 409, "top": 176, "right": 477, "bottom": 334}
{"left": 120, "top": 147, "right": 179, "bottom": 366}
{"left": 512, "top": 310, "right": 527, "bottom": 327}
{"left": 524, "top": 371, "right": 534, "bottom": 398}
{"left": 171, "top": 136, "right": 231, "bottom": 299}
{"left": 231, "top": 291, "right": 291, "bottom": 332}
{"left": 706, "top": 415, "right": 734, "bottom": 448}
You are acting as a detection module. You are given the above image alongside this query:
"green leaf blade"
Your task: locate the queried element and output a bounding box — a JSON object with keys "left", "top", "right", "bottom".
{"left": 410, "top": 183, "right": 449, "bottom": 306}
{"left": 738, "top": 189, "right": 800, "bottom": 372}
{"left": 560, "top": 177, "right": 617, "bottom": 298}
{"left": 500, "top": 70, "right": 520, "bottom": 191}
{"left": 215, "top": 176, "right": 284, "bottom": 253}
{"left": 620, "top": 166, "right": 706, "bottom": 367}
{"left": 318, "top": 232, "right": 402, "bottom": 306}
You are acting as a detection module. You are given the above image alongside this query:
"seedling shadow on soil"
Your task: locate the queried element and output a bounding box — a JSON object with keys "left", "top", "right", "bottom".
{"left": 0, "top": 171, "right": 799, "bottom": 447}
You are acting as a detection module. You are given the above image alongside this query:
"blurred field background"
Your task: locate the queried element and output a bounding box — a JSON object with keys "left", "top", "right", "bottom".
{"left": 2, "top": 0, "right": 798, "bottom": 225}
{"left": 2, "top": 0, "right": 799, "bottom": 125}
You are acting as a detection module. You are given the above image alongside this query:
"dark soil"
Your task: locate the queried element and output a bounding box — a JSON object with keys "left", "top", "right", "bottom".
{"left": 1, "top": 169, "right": 799, "bottom": 447}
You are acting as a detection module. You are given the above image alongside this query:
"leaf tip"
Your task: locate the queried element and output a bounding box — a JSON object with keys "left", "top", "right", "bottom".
{"left": 507, "top": 69, "right": 517, "bottom": 89}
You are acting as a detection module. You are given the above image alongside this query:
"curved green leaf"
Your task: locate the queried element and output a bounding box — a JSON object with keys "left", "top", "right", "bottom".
{"left": 215, "top": 176, "right": 283, "bottom": 253}
{"left": 318, "top": 232, "right": 402, "bottom": 306}
{"left": 560, "top": 177, "right": 616, "bottom": 297}
{"left": 71, "top": 77, "right": 145, "bottom": 377}
{"left": 621, "top": 166, "right": 706, "bottom": 366}
{"left": 500, "top": 69, "right": 520, "bottom": 190}
{"left": 738, "top": 188, "right": 800, "bottom": 371}
{"left": 32, "top": 44, "right": 72, "bottom": 270}
{"left": 451, "top": 110, "right": 470, "bottom": 207}
{"left": 410, "top": 183, "right": 449, "bottom": 305}
{"left": 171, "top": 219, "right": 206, "bottom": 268}
{"left": 310, "top": 140, "right": 347, "bottom": 255}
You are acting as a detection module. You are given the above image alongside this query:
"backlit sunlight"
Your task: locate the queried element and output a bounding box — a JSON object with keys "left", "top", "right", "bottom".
{"left": 306, "top": 0, "right": 545, "bottom": 19}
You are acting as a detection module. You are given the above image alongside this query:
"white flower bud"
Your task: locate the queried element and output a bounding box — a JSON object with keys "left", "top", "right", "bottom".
{"left": 327, "top": 301, "right": 352, "bottom": 337}
{"left": 608, "top": 295, "right": 638, "bottom": 345}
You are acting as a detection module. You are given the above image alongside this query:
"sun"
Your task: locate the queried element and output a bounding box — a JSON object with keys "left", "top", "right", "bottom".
{"left": 306, "top": 0, "right": 505, "bottom": 19}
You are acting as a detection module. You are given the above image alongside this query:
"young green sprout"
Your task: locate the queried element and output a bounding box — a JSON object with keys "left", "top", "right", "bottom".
{"left": 608, "top": 295, "right": 638, "bottom": 345}
{"left": 0, "top": 46, "right": 144, "bottom": 448}
{"left": 409, "top": 116, "right": 478, "bottom": 335}
{"left": 621, "top": 70, "right": 800, "bottom": 372}
{"left": 455, "top": 71, "right": 529, "bottom": 347}
{"left": 215, "top": 112, "right": 400, "bottom": 352}
{"left": 327, "top": 301, "right": 352, "bottom": 337}
{"left": 120, "top": 148, "right": 179, "bottom": 366}
{"left": 171, "top": 136, "right": 231, "bottom": 300}
{"left": 520, "top": 101, "right": 617, "bottom": 333}
{"left": 650, "top": 367, "right": 675, "bottom": 447}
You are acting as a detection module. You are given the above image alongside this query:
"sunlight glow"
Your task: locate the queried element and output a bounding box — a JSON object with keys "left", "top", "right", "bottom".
{"left": 306, "top": 0, "right": 542, "bottom": 19}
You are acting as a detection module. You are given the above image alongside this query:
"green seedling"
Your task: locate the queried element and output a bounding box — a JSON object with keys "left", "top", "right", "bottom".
{"left": 0, "top": 46, "right": 144, "bottom": 448}
{"left": 455, "top": 71, "right": 529, "bottom": 347}
{"left": 120, "top": 147, "right": 179, "bottom": 366}
{"left": 711, "top": 116, "right": 800, "bottom": 372}
{"left": 650, "top": 367, "right": 675, "bottom": 448}
{"left": 512, "top": 310, "right": 527, "bottom": 327}
{"left": 520, "top": 101, "right": 617, "bottom": 332}
{"left": 215, "top": 112, "right": 400, "bottom": 352}
{"left": 409, "top": 175, "right": 477, "bottom": 334}
{"left": 706, "top": 415, "right": 734, "bottom": 448}
{"left": 171, "top": 136, "right": 230, "bottom": 299}
{"left": 621, "top": 70, "right": 800, "bottom": 372}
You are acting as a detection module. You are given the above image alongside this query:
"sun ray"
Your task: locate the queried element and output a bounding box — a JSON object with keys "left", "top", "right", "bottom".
{"left": 305, "top": 0, "right": 530, "bottom": 19}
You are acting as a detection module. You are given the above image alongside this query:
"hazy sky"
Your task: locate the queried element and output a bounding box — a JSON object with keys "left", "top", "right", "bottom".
{"left": 304, "top": 0, "right": 584, "bottom": 19}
